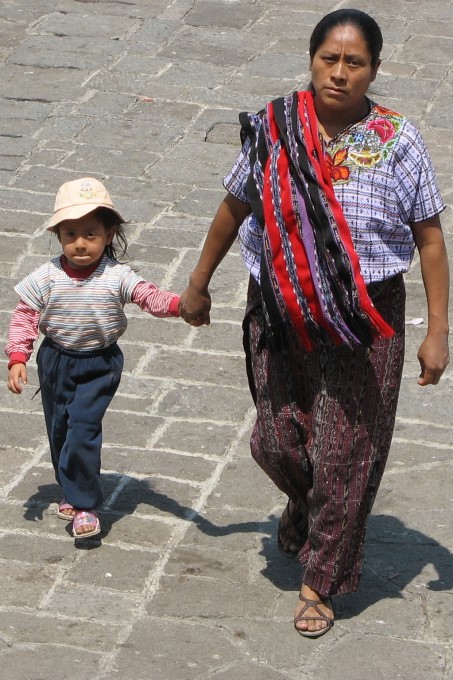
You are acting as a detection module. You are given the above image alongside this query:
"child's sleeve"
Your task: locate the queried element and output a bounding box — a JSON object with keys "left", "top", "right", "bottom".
{"left": 131, "top": 281, "right": 180, "bottom": 318}
{"left": 5, "top": 300, "right": 40, "bottom": 367}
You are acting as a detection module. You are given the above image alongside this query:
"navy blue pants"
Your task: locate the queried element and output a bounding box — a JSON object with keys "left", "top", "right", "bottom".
{"left": 37, "top": 338, "right": 124, "bottom": 510}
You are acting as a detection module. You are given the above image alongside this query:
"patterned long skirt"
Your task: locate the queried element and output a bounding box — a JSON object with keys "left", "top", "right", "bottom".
{"left": 243, "top": 274, "right": 406, "bottom": 596}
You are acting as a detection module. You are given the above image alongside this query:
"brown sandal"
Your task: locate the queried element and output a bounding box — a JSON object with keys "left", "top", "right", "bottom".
{"left": 294, "top": 594, "right": 334, "bottom": 638}
{"left": 277, "top": 499, "right": 308, "bottom": 557}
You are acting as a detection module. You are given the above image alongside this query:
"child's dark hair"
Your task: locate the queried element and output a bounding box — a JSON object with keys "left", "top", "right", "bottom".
{"left": 93, "top": 207, "right": 129, "bottom": 262}
{"left": 309, "top": 9, "right": 383, "bottom": 68}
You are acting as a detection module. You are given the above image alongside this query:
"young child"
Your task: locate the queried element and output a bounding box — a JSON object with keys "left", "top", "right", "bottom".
{"left": 5, "top": 177, "right": 181, "bottom": 539}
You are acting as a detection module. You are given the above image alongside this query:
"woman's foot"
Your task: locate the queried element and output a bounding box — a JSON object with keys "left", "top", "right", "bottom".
{"left": 294, "top": 583, "right": 334, "bottom": 637}
{"left": 72, "top": 510, "right": 101, "bottom": 539}
{"left": 278, "top": 499, "right": 308, "bottom": 555}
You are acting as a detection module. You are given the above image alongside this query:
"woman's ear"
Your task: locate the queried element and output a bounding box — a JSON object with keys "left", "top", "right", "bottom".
{"left": 371, "top": 58, "right": 381, "bottom": 82}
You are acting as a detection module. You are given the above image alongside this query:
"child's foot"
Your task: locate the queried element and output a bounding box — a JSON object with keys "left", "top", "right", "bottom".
{"left": 57, "top": 499, "right": 76, "bottom": 520}
{"left": 72, "top": 510, "right": 101, "bottom": 539}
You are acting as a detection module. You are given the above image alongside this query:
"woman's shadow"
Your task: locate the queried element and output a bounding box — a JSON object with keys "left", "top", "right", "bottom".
{"left": 24, "top": 477, "right": 453, "bottom": 616}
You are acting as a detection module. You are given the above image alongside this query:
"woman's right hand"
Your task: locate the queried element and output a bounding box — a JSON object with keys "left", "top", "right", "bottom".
{"left": 179, "top": 277, "right": 212, "bottom": 326}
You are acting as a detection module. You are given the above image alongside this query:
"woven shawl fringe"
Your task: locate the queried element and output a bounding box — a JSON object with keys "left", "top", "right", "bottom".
{"left": 239, "top": 90, "right": 395, "bottom": 351}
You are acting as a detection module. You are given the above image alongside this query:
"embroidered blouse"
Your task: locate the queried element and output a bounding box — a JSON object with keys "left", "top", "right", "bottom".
{"left": 224, "top": 99, "right": 445, "bottom": 285}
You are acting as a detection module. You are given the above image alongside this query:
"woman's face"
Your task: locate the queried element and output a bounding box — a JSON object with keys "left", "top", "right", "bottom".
{"left": 310, "top": 24, "right": 380, "bottom": 117}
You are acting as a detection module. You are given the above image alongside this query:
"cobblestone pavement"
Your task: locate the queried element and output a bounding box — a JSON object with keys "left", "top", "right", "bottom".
{"left": 0, "top": 1, "right": 452, "bottom": 678}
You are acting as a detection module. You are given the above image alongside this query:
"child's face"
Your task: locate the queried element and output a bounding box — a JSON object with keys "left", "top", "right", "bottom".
{"left": 57, "top": 213, "right": 113, "bottom": 269}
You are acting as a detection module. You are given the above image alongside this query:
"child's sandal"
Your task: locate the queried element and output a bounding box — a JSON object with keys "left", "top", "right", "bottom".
{"left": 57, "top": 499, "right": 75, "bottom": 520}
{"left": 72, "top": 510, "right": 101, "bottom": 539}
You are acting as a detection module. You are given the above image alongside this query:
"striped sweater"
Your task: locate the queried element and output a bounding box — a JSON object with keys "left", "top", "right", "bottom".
{"left": 5, "top": 255, "right": 180, "bottom": 366}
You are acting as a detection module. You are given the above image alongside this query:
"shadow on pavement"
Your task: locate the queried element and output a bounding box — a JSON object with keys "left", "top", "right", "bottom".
{"left": 23, "top": 479, "right": 453, "bottom": 612}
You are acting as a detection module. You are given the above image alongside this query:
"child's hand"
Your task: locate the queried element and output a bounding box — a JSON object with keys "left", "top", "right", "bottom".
{"left": 7, "top": 363, "right": 27, "bottom": 394}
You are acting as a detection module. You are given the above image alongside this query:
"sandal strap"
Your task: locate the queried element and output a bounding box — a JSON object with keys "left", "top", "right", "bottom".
{"left": 295, "top": 594, "right": 334, "bottom": 627}
{"left": 73, "top": 510, "right": 98, "bottom": 529}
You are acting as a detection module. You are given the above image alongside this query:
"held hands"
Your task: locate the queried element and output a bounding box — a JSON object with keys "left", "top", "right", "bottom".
{"left": 417, "top": 333, "right": 450, "bottom": 386}
{"left": 179, "top": 277, "right": 212, "bottom": 327}
{"left": 7, "top": 363, "right": 27, "bottom": 394}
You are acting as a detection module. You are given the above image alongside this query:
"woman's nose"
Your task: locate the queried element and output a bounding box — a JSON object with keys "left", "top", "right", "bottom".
{"left": 332, "top": 61, "right": 347, "bottom": 80}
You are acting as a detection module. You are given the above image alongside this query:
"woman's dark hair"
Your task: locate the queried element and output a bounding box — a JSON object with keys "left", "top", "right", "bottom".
{"left": 93, "top": 207, "right": 129, "bottom": 262}
{"left": 309, "top": 9, "right": 383, "bottom": 67}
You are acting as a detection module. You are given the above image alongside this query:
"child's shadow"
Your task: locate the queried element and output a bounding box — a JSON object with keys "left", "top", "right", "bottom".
{"left": 24, "top": 477, "right": 453, "bottom": 612}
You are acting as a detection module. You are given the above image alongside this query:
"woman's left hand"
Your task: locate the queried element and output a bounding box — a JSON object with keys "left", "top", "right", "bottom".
{"left": 417, "top": 332, "right": 450, "bottom": 386}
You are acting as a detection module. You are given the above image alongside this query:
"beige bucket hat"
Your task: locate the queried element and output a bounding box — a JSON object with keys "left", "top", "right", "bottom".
{"left": 46, "top": 177, "right": 125, "bottom": 231}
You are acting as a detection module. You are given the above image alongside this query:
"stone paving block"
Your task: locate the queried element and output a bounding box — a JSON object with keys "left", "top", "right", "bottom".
{"left": 185, "top": 1, "right": 260, "bottom": 29}
{"left": 111, "top": 617, "right": 239, "bottom": 680}
{"left": 141, "top": 348, "right": 245, "bottom": 388}
{"left": 156, "top": 382, "right": 252, "bottom": 423}
{"left": 136, "top": 220, "right": 208, "bottom": 248}
{"left": 386, "top": 440, "right": 453, "bottom": 472}
{"left": 99, "top": 510, "right": 175, "bottom": 548}
{"left": 149, "top": 573, "right": 279, "bottom": 619}
{"left": 65, "top": 542, "right": 159, "bottom": 592}
{"left": 86, "top": 64, "right": 171, "bottom": 97}
{"left": 171, "top": 250, "right": 246, "bottom": 304}
{"left": 213, "top": 617, "right": 324, "bottom": 669}
{"left": 111, "top": 474, "right": 200, "bottom": 520}
{"left": 107, "top": 392, "right": 157, "bottom": 416}
{"left": 0, "top": 530, "right": 78, "bottom": 564}
{"left": 115, "top": 343, "right": 149, "bottom": 374}
{"left": 0, "top": 210, "right": 47, "bottom": 236}
{"left": 128, "top": 240, "right": 180, "bottom": 266}
{"left": 164, "top": 543, "right": 251, "bottom": 582}
{"left": 77, "top": 117, "right": 184, "bottom": 155}
{"left": 155, "top": 419, "right": 239, "bottom": 457}
{"left": 408, "top": 19, "right": 453, "bottom": 40}
{"left": 123, "top": 316, "right": 191, "bottom": 348}
{"left": 110, "top": 373, "right": 163, "bottom": 400}
{"left": 0, "top": 187, "right": 52, "bottom": 215}
{"left": 35, "top": 10, "right": 138, "bottom": 39}
{"left": 189, "top": 320, "right": 243, "bottom": 353}
{"left": 103, "top": 411, "right": 165, "bottom": 448}
{"left": 0, "top": 609, "right": 120, "bottom": 652}
{"left": 174, "top": 186, "right": 231, "bottom": 218}
{"left": 309, "top": 635, "right": 445, "bottom": 680}
{"left": 212, "top": 664, "right": 299, "bottom": 680}
{"left": 0, "top": 64, "right": 89, "bottom": 102}
{"left": 0, "top": 646, "right": 102, "bottom": 680}
{"left": 128, "top": 17, "right": 179, "bottom": 49}
{"left": 181, "top": 507, "right": 263, "bottom": 552}
{"left": 0, "top": 412, "right": 46, "bottom": 449}
{"left": 8, "top": 41, "right": 116, "bottom": 71}
{"left": 104, "top": 447, "right": 217, "bottom": 483}
{"left": 144, "top": 155, "right": 226, "bottom": 188}
{"left": 45, "top": 582, "right": 141, "bottom": 623}
{"left": 147, "top": 60, "right": 233, "bottom": 100}
{"left": 170, "top": 133, "right": 239, "bottom": 164}
{"left": 0, "top": 559, "right": 55, "bottom": 607}
{"left": 60, "top": 144, "right": 160, "bottom": 178}
{"left": 159, "top": 26, "right": 260, "bottom": 67}
{"left": 206, "top": 458, "right": 282, "bottom": 513}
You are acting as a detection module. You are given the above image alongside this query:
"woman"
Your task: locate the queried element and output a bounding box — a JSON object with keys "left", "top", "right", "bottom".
{"left": 179, "top": 9, "right": 450, "bottom": 637}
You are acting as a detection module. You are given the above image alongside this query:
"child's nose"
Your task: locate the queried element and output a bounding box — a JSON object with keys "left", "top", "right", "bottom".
{"left": 74, "top": 237, "right": 86, "bottom": 250}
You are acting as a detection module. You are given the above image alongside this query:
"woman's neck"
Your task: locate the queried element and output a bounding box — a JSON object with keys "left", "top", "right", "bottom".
{"left": 315, "top": 97, "right": 371, "bottom": 141}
